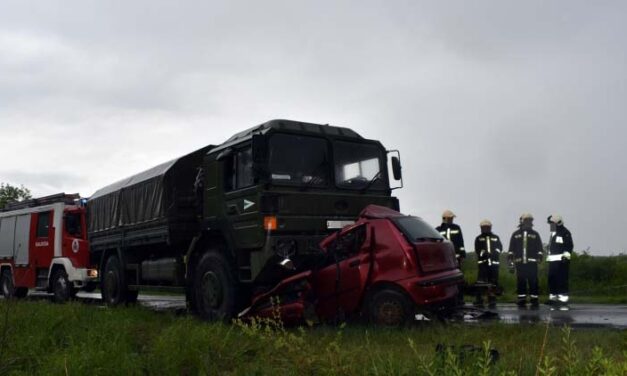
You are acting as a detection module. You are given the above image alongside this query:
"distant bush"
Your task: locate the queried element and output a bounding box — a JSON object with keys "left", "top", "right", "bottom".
{"left": 462, "top": 252, "right": 627, "bottom": 302}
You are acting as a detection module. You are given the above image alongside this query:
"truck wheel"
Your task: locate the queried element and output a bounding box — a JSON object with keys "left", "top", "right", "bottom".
{"left": 367, "top": 289, "right": 413, "bottom": 327}
{"left": 1, "top": 270, "right": 15, "bottom": 299}
{"left": 193, "top": 252, "right": 236, "bottom": 321}
{"left": 52, "top": 269, "right": 75, "bottom": 303}
{"left": 14, "top": 287, "right": 28, "bottom": 298}
{"left": 102, "top": 256, "right": 134, "bottom": 306}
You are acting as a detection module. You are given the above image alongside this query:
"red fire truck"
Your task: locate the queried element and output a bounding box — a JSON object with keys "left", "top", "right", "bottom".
{"left": 0, "top": 193, "right": 98, "bottom": 302}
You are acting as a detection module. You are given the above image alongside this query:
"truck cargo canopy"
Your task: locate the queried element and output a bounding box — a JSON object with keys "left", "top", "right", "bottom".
{"left": 88, "top": 146, "right": 212, "bottom": 234}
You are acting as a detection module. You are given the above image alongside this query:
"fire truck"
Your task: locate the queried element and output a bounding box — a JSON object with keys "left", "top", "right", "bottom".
{"left": 0, "top": 193, "right": 98, "bottom": 302}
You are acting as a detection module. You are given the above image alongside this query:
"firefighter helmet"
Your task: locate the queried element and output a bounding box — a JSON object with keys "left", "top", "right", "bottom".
{"left": 442, "top": 209, "right": 456, "bottom": 219}
{"left": 548, "top": 214, "right": 563, "bottom": 225}
{"left": 520, "top": 213, "right": 534, "bottom": 220}
{"left": 479, "top": 219, "right": 492, "bottom": 227}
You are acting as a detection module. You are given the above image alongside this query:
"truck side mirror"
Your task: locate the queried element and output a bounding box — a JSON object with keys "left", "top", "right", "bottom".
{"left": 391, "top": 156, "right": 402, "bottom": 181}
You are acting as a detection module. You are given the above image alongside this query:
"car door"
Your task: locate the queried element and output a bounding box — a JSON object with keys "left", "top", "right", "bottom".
{"left": 313, "top": 224, "right": 371, "bottom": 319}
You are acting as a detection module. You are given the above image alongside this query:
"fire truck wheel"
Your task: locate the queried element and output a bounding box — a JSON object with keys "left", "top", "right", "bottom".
{"left": 1, "top": 270, "right": 15, "bottom": 299}
{"left": 14, "top": 287, "right": 28, "bottom": 298}
{"left": 367, "top": 289, "right": 413, "bottom": 327}
{"left": 102, "top": 255, "right": 133, "bottom": 306}
{"left": 52, "top": 269, "right": 75, "bottom": 303}
{"left": 193, "top": 252, "right": 236, "bottom": 321}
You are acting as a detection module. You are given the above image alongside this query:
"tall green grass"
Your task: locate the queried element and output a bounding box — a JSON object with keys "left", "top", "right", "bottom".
{"left": 461, "top": 252, "right": 627, "bottom": 303}
{"left": 0, "top": 301, "right": 625, "bottom": 375}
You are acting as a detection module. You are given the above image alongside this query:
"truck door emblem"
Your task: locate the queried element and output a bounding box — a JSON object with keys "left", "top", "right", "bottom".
{"left": 243, "top": 199, "right": 255, "bottom": 210}
{"left": 72, "top": 239, "right": 80, "bottom": 253}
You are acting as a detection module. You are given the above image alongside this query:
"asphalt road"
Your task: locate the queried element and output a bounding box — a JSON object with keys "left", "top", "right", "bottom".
{"left": 5, "top": 292, "right": 627, "bottom": 329}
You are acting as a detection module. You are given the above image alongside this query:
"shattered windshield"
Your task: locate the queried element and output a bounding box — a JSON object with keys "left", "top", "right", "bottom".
{"left": 268, "top": 134, "right": 330, "bottom": 186}
{"left": 333, "top": 141, "right": 387, "bottom": 190}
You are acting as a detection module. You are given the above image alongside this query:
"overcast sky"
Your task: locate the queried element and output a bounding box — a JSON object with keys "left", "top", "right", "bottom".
{"left": 1, "top": 1, "right": 625, "bottom": 255}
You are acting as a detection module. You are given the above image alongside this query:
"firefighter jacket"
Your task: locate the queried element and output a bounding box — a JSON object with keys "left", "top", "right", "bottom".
{"left": 436, "top": 223, "right": 466, "bottom": 258}
{"left": 547, "top": 225, "right": 573, "bottom": 262}
{"left": 508, "top": 228, "right": 543, "bottom": 264}
{"left": 474, "top": 232, "right": 503, "bottom": 266}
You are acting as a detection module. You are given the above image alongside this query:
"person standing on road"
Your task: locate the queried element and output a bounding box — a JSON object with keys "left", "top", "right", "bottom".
{"left": 546, "top": 214, "right": 574, "bottom": 309}
{"left": 436, "top": 210, "right": 466, "bottom": 265}
{"left": 507, "top": 213, "right": 543, "bottom": 308}
{"left": 437, "top": 210, "right": 466, "bottom": 304}
{"left": 473, "top": 219, "right": 503, "bottom": 309}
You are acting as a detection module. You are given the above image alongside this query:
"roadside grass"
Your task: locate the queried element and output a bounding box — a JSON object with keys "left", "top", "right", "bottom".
{"left": 462, "top": 252, "right": 627, "bottom": 304}
{"left": 1, "top": 301, "right": 625, "bottom": 375}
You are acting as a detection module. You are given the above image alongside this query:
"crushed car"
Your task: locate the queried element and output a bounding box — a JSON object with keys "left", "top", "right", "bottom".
{"left": 239, "top": 205, "right": 464, "bottom": 326}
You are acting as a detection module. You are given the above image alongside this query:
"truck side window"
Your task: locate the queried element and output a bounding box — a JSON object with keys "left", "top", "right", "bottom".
{"left": 225, "top": 146, "right": 254, "bottom": 191}
{"left": 65, "top": 213, "right": 82, "bottom": 237}
{"left": 36, "top": 212, "right": 50, "bottom": 238}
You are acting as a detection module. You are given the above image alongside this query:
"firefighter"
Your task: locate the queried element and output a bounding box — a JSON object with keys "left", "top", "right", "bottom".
{"left": 507, "top": 213, "right": 543, "bottom": 308}
{"left": 436, "top": 210, "right": 466, "bottom": 263}
{"left": 546, "top": 214, "right": 573, "bottom": 309}
{"left": 436, "top": 210, "right": 466, "bottom": 304}
{"left": 473, "top": 219, "right": 503, "bottom": 308}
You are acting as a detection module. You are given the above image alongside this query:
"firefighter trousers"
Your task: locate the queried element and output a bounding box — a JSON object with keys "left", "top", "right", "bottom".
{"left": 548, "top": 260, "right": 569, "bottom": 297}
{"left": 476, "top": 264, "right": 499, "bottom": 305}
{"left": 515, "top": 262, "right": 538, "bottom": 303}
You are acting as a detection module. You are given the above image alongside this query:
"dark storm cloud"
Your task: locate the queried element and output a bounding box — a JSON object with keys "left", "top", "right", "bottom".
{"left": 0, "top": 1, "right": 626, "bottom": 254}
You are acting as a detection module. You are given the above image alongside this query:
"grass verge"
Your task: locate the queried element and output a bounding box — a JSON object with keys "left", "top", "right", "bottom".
{"left": 0, "top": 301, "right": 625, "bottom": 375}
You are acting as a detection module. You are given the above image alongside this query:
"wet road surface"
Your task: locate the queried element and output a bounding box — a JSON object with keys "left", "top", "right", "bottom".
{"left": 6, "top": 292, "right": 627, "bottom": 329}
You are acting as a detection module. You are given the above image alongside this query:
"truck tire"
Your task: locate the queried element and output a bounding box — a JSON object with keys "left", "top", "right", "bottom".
{"left": 1, "top": 270, "right": 15, "bottom": 299}
{"left": 52, "top": 268, "right": 75, "bottom": 303}
{"left": 367, "top": 289, "right": 413, "bottom": 327}
{"left": 102, "top": 255, "right": 135, "bottom": 306}
{"left": 193, "top": 252, "right": 237, "bottom": 321}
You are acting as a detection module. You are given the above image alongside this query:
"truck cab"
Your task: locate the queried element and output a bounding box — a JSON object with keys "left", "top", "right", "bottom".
{"left": 202, "top": 120, "right": 403, "bottom": 285}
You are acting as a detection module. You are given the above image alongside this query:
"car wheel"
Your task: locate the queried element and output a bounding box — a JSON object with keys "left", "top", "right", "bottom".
{"left": 193, "top": 252, "right": 236, "bottom": 321}
{"left": 52, "top": 269, "right": 75, "bottom": 303}
{"left": 367, "top": 289, "right": 413, "bottom": 327}
{"left": 1, "top": 270, "right": 15, "bottom": 299}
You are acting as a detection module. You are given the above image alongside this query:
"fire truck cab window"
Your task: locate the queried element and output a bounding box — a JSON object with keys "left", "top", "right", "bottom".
{"left": 225, "top": 146, "right": 254, "bottom": 191}
{"left": 36, "top": 212, "right": 50, "bottom": 238}
{"left": 65, "top": 213, "right": 82, "bottom": 237}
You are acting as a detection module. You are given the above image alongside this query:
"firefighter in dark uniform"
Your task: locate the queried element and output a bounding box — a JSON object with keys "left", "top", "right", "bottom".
{"left": 473, "top": 219, "right": 503, "bottom": 308}
{"left": 436, "top": 210, "right": 466, "bottom": 263}
{"left": 507, "top": 213, "right": 543, "bottom": 308}
{"left": 436, "top": 210, "right": 465, "bottom": 303}
{"left": 546, "top": 214, "right": 573, "bottom": 309}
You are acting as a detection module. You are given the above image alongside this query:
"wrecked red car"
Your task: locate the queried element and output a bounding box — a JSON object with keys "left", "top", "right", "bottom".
{"left": 240, "top": 205, "right": 463, "bottom": 326}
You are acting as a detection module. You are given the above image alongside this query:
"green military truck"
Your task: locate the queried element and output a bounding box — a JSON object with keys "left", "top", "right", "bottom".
{"left": 88, "top": 119, "right": 402, "bottom": 319}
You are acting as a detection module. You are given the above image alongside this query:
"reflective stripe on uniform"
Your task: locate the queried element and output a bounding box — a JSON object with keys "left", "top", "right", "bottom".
{"left": 530, "top": 295, "right": 539, "bottom": 299}
{"left": 562, "top": 252, "right": 571, "bottom": 260}
{"left": 523, "top": 231, "right": 528, "bottom": 263}
{"left": 547, "top": 254, "right": 562, "bottom": 262}
{"left": 558, "top": 294, "right": 569, "bottom": 303}
{"left": 478, "top": 260, "right": 487, "bottom": 264}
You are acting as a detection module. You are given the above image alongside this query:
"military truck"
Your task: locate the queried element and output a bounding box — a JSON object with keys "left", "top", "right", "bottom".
{"left": 88, "top": 119, "right": 402, "bottom": 320}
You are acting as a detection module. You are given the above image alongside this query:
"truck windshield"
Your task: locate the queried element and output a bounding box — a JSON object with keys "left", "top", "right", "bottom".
{"left": 393, "top": 216, "right": 443, "bottom": 242}
{"left": 268, "top": 134, "right": 330, "bottom": 186}
{"left": 333, "top": 141, "right": 387, "bottom": 190}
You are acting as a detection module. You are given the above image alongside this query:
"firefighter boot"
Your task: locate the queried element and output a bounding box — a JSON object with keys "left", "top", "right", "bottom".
{"left": 517, "top": 296, "right": 527, "bottom": 308}
{"left": 487, "top": 295, "right": 496, "bottom": 309}
{"left": 530, "top": 297, "right": 539, "bottom": 309}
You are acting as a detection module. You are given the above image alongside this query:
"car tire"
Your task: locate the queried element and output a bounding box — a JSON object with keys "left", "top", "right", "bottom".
{"left": 193, "top": 251, "right": 237, "bottom": 321}
{"left": 102, "top": 255, "right": 134, "bottom": 306}
{"left": 367, "top": 289, "right": 413, "bottom": 327}
{"left": 1, "top": 270, "right": 15, "bottom": 299}
{"left": 52, "top": 268, "right": 75, "bottom": 303}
